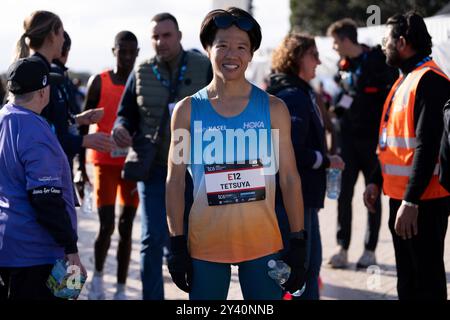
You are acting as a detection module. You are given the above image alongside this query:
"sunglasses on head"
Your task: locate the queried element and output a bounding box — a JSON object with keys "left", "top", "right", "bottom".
{"left": 213, "top": 14, "right": 254, "bottom": 31}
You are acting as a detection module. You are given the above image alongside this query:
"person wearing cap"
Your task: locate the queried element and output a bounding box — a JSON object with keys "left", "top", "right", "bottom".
{"left": 0, "top": 57, "right": 86, "bottom": 300}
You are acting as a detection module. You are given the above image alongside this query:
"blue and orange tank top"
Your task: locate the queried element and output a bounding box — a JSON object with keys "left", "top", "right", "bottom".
{"left": 188, "top": 85, "right": 283, "bottom": 263}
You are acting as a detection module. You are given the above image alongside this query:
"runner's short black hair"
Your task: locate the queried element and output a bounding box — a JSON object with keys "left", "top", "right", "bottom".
{"left": 151, "top": 12, "right": 179, "bottom": 30}
{"left": 114, "top": 31, "right": 138, "bottom": 47}
{"left": 386, "top": 11, "right": 432, "bottom": 56}
{"left": 199, "top": 7, "right": 261, "bottom": 52}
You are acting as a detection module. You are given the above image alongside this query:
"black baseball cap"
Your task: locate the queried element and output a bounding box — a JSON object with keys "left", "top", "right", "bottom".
{"left": 6, "top": 56, "right": 64, "bottom": 94}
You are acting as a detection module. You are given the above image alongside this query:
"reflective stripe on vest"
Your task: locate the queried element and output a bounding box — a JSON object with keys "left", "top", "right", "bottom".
{"left": 385, "top": 136, "right": 418, "bottom": 149}
{"left": 378, "top": 60, "right": 450, "bottom": 200}
{"left": 383, "top": 163, "right": 439, "bottom": 177}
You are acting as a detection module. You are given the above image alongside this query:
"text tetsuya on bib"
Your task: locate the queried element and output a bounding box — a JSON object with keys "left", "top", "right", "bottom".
{"left": 204, "top": 160, "right": 266, "bottom": 206}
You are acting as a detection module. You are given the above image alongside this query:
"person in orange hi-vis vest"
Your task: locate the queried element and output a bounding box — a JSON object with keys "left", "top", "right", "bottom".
{"left": 364, "top": 12, "right": 450, "bottom": 300}
{"left": 78, "top": 31, "right": 140, "bottom": 300}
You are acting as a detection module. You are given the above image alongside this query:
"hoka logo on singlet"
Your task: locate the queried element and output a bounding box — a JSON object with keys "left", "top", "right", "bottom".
{"left": 243, "top": 121, "right": 265, "bottom": 129}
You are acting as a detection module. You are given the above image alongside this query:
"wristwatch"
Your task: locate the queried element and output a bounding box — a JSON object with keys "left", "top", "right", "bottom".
{"left": 289, "top": 230, "right": 307, "bottom": 240}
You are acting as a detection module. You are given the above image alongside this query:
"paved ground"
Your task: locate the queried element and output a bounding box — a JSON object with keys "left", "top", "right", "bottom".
{"left": 77, "top": 170, "right": 450, "bottom": 300}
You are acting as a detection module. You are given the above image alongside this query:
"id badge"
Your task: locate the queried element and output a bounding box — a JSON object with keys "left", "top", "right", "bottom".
{"left": 204, "top": 160, "right": 266, "bottom": 206}
{"left": 111, "top": 147, "right": 129, "bottom": 158}
{"left": 337, "top": 94, "right": 353, "bottom": 110}
{"left": 379, "top": 127, "right": 387, "bottom": 150}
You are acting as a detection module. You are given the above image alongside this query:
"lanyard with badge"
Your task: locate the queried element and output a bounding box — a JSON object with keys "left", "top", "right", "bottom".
{"left": 113, "top": 53, "right": 188, "bottom": 158}
{"left": 140, "top": 51, "right": 189, "bottom": 147}
{"left": 379, "top": 56, "right": 431, "bottom": 150}
{"left": 151, "top": 51, "right": 188, "bottom": 117}
{"left": 337, "top": 51, "right": 368, "bottom": 109}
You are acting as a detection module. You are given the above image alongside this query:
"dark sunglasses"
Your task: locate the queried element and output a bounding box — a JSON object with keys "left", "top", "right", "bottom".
{"left": 213, "top": 14, "right": 254, "bottom": 31}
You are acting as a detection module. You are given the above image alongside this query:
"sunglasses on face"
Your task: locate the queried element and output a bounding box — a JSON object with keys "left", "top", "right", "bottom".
{"left": 213, "top": 14, "right": 254, "bottom": 31}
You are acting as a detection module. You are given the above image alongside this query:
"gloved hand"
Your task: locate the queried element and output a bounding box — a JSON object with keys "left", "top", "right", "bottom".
{"left": 282, "top": 238, "right": 307, "bottom": 293}
{"left": 167, "top": 235, "right": 192, "bottom": 293}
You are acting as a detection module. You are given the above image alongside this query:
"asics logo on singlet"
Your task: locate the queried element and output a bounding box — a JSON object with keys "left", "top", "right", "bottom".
{"left": 243, "top": 121, "right": 265, "bottom": 129}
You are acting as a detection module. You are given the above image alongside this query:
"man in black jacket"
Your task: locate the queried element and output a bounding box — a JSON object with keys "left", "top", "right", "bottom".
{"left": 439, "top": 99, "right": 450, "bottom": 192}
{"left": 327, "top": 18, "right": 398, "bottom": 269}
{"left": 365, "top": 12, "right": 450, "bottom": 300}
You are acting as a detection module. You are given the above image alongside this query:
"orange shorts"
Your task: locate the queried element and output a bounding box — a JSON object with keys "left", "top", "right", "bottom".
{"left": 93, "top": 164, "right": 139, "bottom": 208}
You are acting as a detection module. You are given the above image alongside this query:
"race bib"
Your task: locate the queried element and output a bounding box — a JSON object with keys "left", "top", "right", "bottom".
{"left": 204, "top": 160, "right": 266, "bottom": 206}
{"left": 337, "top": 94, "right": 354, "bottom": 109}
{"left": 110, "top": 147, "right": 129, "bottom": 158}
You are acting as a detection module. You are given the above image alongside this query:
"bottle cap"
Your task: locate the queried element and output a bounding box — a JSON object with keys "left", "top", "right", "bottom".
{"left": 267, "top": 259, "right": 276, "bottom": 268}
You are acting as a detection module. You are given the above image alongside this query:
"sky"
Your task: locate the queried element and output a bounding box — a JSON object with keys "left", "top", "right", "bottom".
{"left": 0, "top": 0, "right": 290, "bottom": 74}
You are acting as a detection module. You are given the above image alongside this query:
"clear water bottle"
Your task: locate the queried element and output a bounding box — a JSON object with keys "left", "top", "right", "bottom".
{"left": 326, "top": 168, "right": 342, "bottom": 199}
{"left": 82, "top": 183, "right": 93, "bottom": 214}
{"left": 267, "top": 259, "right": 306, "bottom": 297}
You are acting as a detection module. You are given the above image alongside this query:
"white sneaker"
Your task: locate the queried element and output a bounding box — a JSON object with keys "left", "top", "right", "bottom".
{"left": 113, "top": 284, "right": 128, "bottom": 300}
{"left": 88, "top": 275, "right": 105, "bottom": 300}
{"left": 328, "top": 248, "right": 348, "bottom": 269}
{"left": 356, "top": 250, "right": 377, "bottom": 269}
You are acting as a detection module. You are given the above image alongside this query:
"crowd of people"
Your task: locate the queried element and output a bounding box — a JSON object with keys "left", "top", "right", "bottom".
{"left": 0, "top": 7, "right": 449, "bottom": 301}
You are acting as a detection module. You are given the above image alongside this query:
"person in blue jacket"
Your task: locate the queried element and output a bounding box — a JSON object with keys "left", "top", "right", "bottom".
{"left": 0, "top": 56, "right": 86, "bottom": 300}
{"left": 267, "top": 33, "right": 345, "bottom": 299}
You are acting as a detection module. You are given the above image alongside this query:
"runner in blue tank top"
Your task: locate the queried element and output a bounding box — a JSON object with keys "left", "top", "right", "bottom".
{"left": 166, "top": 7, "right": 307, "bottom": 300}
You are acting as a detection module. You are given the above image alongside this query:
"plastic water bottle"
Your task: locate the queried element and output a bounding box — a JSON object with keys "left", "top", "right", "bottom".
{"left": 267, "top": 259, "right": 306, "bottom": 297}
{"left": 326, "top": 168, "right": 342, "bottom": 199}
{"left": 82, "top": 183, "right": 93, "bottom": 214}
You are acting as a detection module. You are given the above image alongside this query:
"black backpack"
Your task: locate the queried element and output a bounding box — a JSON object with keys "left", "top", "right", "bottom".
{"left": 439, "top": 100, "right": 450, "bottom": 192}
